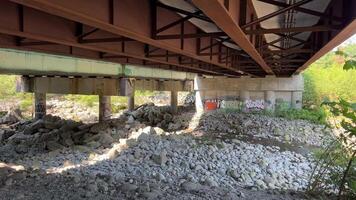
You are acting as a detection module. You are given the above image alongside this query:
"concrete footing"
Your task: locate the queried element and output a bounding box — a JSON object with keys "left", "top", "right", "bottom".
{"left": 34, "top": 92, "right": 46, "bottom": 120}
{"left": 170, "top": 91, "right": 178, "bottom": 114}
{"left": 99, "top": 96, "right": 111, "bottom": 122}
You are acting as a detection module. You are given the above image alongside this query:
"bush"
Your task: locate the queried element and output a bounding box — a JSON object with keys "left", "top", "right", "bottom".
{"left": 302, "top": 44, "right": 356, "bottom": 108}
{"left": 274, "top": 107, "right": 328, "bottom": 124}
{"left": 65, "top": 95, "right": 98, "bottom": 107}
{"left": 0, "top": 75, "right": 17, "bottom": 99}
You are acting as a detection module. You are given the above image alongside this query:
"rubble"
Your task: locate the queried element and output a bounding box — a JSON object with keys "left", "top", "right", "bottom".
{"left": 0, "top": 108, "right": 22, "bottom": 124}
{"left": 0, "top": 104, "right": 334, "bottom": 199}
{"left": 127, "top": 103, "right": 187, "bottom": 131}
{"left": 198, "top": 111, "right": 332, "bottom": 147}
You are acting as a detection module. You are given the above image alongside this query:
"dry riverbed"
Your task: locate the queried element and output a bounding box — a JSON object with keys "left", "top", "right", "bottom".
{"left": 0, "top": 104, "right": 335, "bottom": 199}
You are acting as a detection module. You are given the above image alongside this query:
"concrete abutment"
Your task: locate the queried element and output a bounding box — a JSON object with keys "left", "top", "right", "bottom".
{"left": 194, "top": 75, "right": 304, "bottom": 111}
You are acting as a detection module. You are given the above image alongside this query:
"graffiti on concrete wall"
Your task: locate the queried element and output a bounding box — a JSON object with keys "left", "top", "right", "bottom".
{"left": 245, "top": 99, "right": 265, "bottom": 110}
{"left": 204, "top": 99, "right": 265, "bottom": 111}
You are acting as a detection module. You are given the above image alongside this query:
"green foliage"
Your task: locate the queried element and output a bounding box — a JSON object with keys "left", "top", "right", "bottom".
{"left": 322, "top": 99, "right": 356, "bottom": 141}
{"left": 309, "top": 48, "right": 356, "bottom": 198}
{"left": 303, "top": 44, "right": 356, "bottom": 108}
{"left": 0, "top": 75, "right": 17, "bottom": 99}
{"left": 344, "top": 59, "right": 356, "bottom": 70}
{"left": 65, "top": 95, "right": 98, "bottom": 107}
{"left": 18, "top": 93, "right": 33, "bottom": 110}
{"left": 335, "top": 48, "right": 356, "bottom": 70}
{"left": 309, "top": 141, "right": 356, "bottom": 199}
{"left": 274, "top": 107, "right": 328, "bottom": 124}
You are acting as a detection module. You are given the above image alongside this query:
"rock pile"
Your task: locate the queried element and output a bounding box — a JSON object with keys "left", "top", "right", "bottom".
{"left": 0, "top": 124, "right": 317, "bottom": 199}
{"left": 47, "top": 99, "right": 98, "bottom": 122}
{"left": 0, "top": 108, "right": 22, "bottom": 125}
{"left": 0, "top": 115, "right": 119, "bottom": 156}
{"left": 198, "top": 111, "right": 332, "bottom": 146}
{"left": 127, "top": 103, "right": 187, "bottom": 131}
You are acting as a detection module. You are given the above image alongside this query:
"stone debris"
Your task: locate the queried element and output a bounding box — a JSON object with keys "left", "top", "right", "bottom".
{"left": 198, "top": 111, "right": 332, "bottom": 146}
{"left": 0, "top": 108, "right": 23, "bottom": 125}
{"left": 127, "top": 103, "right": 187, "bottom": 131}
{"left": 47, "top": 99, "right": 98, "bottom": 122}
{"left": 0, "top": 106, "right": 333, "bottom": 199}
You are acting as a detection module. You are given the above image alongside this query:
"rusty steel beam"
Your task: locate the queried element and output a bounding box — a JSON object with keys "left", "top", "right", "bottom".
{"left": 79, "top": 37, "right": 134, "bottom": 44}
{"left": 245, "top": 25, "right": 340, "bottom": 34}
{"left": 10, "top": 0, "right": 250, "bottom": 76}
{"left": 192, "top": 0, "right": 274, "bottom": 75}
{"left": 155, "top": 32, "right": 227, "bottom": 40}
{"left": 156, "top": 11, "right": 202, "bottom": 33}
{"left": 296, "top": 19, "right": 356, "bottom": 74}
{"left": 257, "top": 0, "right": 343, "bottom": 22}
{"left": 0, "top": 27, "right": 227, "bottom": 76}
{"left": 242, "top": 0, "right": 313, "bottom": 29}
{"left": 156, "top": 1, "right": 211, "bottom": 23}
{"left": 264, "top": 49, "right": 314, "bottom": 54}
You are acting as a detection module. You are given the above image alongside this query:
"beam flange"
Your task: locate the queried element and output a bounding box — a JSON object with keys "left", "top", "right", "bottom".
{"left": 192, "top": 0, "right": 274, "bottom": 75}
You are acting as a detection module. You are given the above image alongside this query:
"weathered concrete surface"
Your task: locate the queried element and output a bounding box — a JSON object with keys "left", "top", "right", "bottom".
{"left": 127, "top": 95, "right": 135, "bottom": 111}
{"left": 17, "top": 77, "right": 193, "bottom": 96}
{"left": 0, "top": 49, "right": 196, "bottom": 80}
{"left": 170, "top": 91, "right": 178, "bottom": 114}
{"left": 34, "top": 92, "right": 46, "bottom": 120}
{"left": 194, "top": 75, "right": 304, "bottom": 109}
{"left": 99, "top": 96, "right": 111, "bottom": 122}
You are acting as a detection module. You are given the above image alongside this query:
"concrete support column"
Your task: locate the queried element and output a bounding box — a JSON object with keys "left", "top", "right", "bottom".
{"left": 170, "top": 91, "right": 178, "bottom": 114}
{"left": 99, "top": 95, "right": 111, "bottom": 122}
{"left": 34, "top": 92, "right": 46, "bottom": 120}
{"left": 264, "top": 91, "right": 276, "bottom": 111}
{"left": 291, "top": 91, "right": 303, "bottom": 109}
{"left": 239, "top": 90, "right": 250, "bottom": 102}
{"left": 128, "top": 95, "right": 135, "bottom": 111}
{"left": 195, "top": 90, "right": 204, "bottom": 112}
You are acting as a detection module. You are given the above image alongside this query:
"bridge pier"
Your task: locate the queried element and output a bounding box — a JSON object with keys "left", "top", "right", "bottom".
{"left": 128, "top": 95, "right": 135, "bottom": 111}
{"left": 291, "top": 91, "right": 303, "bottom": 109}
{"left": 264, "top": 91, "right": 276, "bottom": 111}
{"left": 170, "top": 91, "right": 178, "bottom": 114}
{"left": 239, "top": 90, "right": 250, "bottom": 102}
{"left": 99, "top": 95, "right": 111, "bottom": 122}
{"left": 34, "top": 92, "right": 46, "bottom": 120}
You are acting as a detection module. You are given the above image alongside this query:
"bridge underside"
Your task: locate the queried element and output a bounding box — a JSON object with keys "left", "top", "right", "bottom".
{"left": 0, "top": 0, "right": 355, "bottom": 78}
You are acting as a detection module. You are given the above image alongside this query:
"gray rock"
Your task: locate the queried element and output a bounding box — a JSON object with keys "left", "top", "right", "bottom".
{"left": 90, "top": 122, "right": 109, "bottom": 133}
{"left": 126, "top": 116, "right": 135, "bottom": 124}
{"left": 152, "top": 150, "right": 168, "bottom": 166}
{"left": 141, "top": 190, "right": 160, "bottom": 199}
{"left": 23, "top": 120, "right": 44, "bottom": 135}
{"left": 181, "top": 181, "right": 202, "bottom": 192}
{"left": 155, "top": 173, "right": 165, "bottom": 182}
{"left": 46, "top": 141, "right": 64, "bottom": 151}
{"left": 204, "top": 177, "right": 218, "bottom": 187}
{"left": 120, "top": 183, "right": 138, "bottom": 192}
{"left": 99, "top": 134, "right": 114, "bottom": 147}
